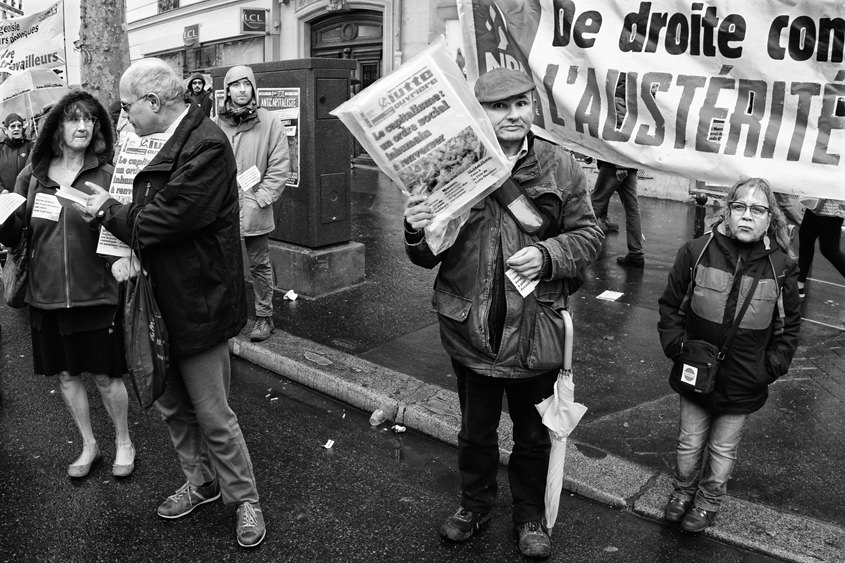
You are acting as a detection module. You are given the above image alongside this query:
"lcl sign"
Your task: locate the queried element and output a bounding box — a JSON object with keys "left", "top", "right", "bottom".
{"left": 241, "top": 8, "right": 267, "bottom": 34}
{"left": 183, "top": 24, "right": 199, "bottom": 47}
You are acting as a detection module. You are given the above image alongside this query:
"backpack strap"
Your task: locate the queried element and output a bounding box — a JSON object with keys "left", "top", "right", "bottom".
{"left": 679, "top": 231, "right": 713, "bottom": 315}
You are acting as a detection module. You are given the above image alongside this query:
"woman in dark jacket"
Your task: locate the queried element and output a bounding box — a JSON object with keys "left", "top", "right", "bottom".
{"left": 0, "top": 91, "right": 135, "bottom": 478}
{"left": 657, "top": 177, "right": 801, "bottom": 533}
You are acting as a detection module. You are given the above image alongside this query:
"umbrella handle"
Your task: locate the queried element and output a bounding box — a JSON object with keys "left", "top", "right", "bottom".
{"left": 561, "top": 309, "right": 573, "bottom": 371}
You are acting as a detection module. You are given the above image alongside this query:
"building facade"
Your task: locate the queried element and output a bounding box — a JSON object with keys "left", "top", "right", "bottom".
{"left": 126, "top": 0, "right": 464, "bottom": 85}
{"left": 0, "top": 0, "right": 22, "bottom": 19}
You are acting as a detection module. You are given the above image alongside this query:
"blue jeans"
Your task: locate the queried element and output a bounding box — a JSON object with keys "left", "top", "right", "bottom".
{"left": 590, "top": 165, "right": 644, "bottom": 257}
{"left": 452, "top": 360, "right": 557, "bottom": 523}
{"left": 672, "top": 396, "right": 748, "bottom": 512}
{"left": 155, "top": 341, "right": 259, "bottom": 505}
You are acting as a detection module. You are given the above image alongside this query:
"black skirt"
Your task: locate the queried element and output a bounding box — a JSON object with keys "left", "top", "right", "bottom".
{"left": 30, "top": 305, "right": 126, "bottom": 378}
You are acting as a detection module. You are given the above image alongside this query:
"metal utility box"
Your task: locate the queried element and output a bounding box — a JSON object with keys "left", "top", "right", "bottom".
{"left": 211, "top": 58, "right": 356, "bottom": 248}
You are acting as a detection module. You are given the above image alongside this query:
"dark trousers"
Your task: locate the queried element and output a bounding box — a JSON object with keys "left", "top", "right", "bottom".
{"left": 590, "top": 165, "right": 644, "bottom": 257}
{"left": 798, "top": 210, "right": 845, "bottom": 282}
{"left": 452, "top": 360, "right": 557, "bottom": 523}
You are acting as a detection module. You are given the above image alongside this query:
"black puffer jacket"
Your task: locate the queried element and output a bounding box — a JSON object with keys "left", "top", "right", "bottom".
{"left": 97, "top": 104, "right": 246, "bottom": 357}
{"left": 0, "top": 90, "right": 116, "bottom": 310}
{"left": 657, "top": 224, "right": 801, "bottom": 414}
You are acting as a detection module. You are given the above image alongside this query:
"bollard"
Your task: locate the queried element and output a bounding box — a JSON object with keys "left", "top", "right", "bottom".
{"left": 693, "top": 192, "right": 708, "bottom": 238}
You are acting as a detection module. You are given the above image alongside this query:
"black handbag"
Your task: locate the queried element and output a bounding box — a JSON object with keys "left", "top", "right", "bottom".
{"left": 672, "top": 255, "right": 764, "bottom": 395}
{"left": 123, "top": 218, "right": 170, "bottom": 408}
{"left": 2, "top": 175, "right": 36, "bottom": 308}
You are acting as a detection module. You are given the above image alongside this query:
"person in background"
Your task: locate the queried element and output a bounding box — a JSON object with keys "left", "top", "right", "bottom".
{"left": 76, "top": 57, "right": 264, "bottom": 549}
{"left": 215, "top": 65, "right": 290, "bottom": 342}
{"left": 590, "top": 73, "right": 645, "bottom": 268}
{"left": 0, "top": 113, "right": 34, "bottom": 193}
{"left": 796, "top": 199, "right": 845, "bottom": 299}
{"left": 0, "top": 91, "right": 135, "bottom": 479}
{"left": 657, "top": 177, "right": 800, "bottom": 533}
{"left": 185, "top": 72, "right": 213, "bottom": 117}
{"left": 404, "top": 68, "right": 603, "bottom": 559}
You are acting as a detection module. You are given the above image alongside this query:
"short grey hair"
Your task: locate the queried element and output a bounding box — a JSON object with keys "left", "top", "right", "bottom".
{"left": 121, "top": 58, "right": 184, "bottom": 106}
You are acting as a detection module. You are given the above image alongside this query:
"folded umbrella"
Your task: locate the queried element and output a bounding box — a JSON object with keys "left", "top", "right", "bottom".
{"left": 534, "top": 309, "right": 588, "bottom": 534}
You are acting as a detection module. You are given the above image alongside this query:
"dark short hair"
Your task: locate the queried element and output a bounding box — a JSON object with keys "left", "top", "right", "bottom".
{"left": 52, "top": 98, "right": 107, "bottom": 158}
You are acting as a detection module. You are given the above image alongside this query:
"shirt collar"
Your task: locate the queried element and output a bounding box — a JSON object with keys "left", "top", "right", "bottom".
{"left": 160, "top": 105, "right": 190, "bottom": 137}
{"left": 506, "top": 138, "right": 529, "bottom": 169}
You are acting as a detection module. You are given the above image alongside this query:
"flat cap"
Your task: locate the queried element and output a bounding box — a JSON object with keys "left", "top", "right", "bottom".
{"left": 474, "top": 68, "right": 536, "bottom": 103}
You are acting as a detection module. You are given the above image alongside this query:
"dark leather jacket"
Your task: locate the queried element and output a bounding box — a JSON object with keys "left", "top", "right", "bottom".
{"left": 406, "top": 134, "right": 603, "bottom": 378}
{"left": 97, "top": 104, "right": 247, "bottom": 357}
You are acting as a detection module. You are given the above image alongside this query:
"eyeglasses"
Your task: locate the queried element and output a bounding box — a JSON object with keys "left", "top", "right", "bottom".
{"left": 120, "top": 93, "right": 150, "bottom": 112}
{"left": 728, "top": 201, "right": 770, "bottom": 218}
{"left": 65, "top": 116, "right": 97, "bottom": 126}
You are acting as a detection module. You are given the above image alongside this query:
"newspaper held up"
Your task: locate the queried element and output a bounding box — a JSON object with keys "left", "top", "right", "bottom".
{"left": 331, "top": 41, "right": 510, "bottom": 254}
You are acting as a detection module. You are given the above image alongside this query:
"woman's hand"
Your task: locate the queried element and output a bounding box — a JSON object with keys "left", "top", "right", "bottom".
{"left": 111, "top": 255, "right": 142, "bottom": 282}
{"left": 403, "top": 194, "right": 434, "bottom": 231}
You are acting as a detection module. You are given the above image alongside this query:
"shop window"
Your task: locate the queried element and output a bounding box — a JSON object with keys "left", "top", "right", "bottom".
{"left": 158, "top": 0, "right": 179, "bottom": 13}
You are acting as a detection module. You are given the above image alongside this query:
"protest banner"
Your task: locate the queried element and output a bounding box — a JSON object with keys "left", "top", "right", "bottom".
{"left": 331, "top": 41, "right": 511, "bottom": 253}
{"left": 458, "top": 0, "right": 844, "bottom": 199}
{"left": 97, "top": 132, "right": 172, "bottom": 257}
{"left": 0, "top": 1, "right": 64, "bottom": 74}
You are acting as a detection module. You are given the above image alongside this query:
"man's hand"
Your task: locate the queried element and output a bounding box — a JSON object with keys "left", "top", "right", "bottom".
{"left": 111, "top": 255, "right": 142, "bottom": 282}
{"left": 615, "top": 169, "right": 629, "bottom": 181}
{"left": 403, "top": 194, "right": 434, "bottom": 231}
{"left": 506, "top": 246, "right": 543, "bottom": 280}
{"left": 72, "top": 181, "right": 112, "bottom": 222}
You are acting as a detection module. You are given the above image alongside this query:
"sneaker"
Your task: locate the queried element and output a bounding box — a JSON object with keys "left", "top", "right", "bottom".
{"left": 681, "top": 506, "right": 717, "bottom": 533}
{"left": 663, "top": 496, "right": 691, "bottom": 523}
{"left": 798, "top": 281, "right": 806, "bottom": 299}
{"left": 597, "top": 217, "right": 619, "bottom": 234}
{"left": 156, "top": 481, "right": 221, "bottom": 519}
{"left": 439, "top": 507, "right": 492, "bottom": 542}
{"left": 616, "top": 254, "right": 645, "bottom": 268}
{"left": 514, "top": 520, "right": 551, "bottom": 559}
{"left": 236, "top": 502, "right": 266, "bottom": 548}
{"left": 249, "top": 317, "right": 274, "bottom": 342}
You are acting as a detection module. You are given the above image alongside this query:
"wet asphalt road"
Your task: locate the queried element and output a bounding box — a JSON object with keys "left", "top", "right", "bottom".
{"left": 0, "top": 306, "right": 785, "bottom": 563}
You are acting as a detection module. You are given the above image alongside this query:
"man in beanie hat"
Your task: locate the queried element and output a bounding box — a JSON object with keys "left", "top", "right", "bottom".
{"left": 215, "top": 65, "right": 290, "bottom": 342}
{"left": 404, "top": 67, "right": 602, "bottom": 558}
{"left": 0, "top": 113, "right": 33, "bottom": 193}
{"left": 185, "top": 72, "right": 213, "bottom": 117}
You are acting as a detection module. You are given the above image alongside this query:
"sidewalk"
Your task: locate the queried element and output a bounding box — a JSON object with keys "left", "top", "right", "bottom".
{"left": 233, "top": 166, "right": 845, "bottom": 563}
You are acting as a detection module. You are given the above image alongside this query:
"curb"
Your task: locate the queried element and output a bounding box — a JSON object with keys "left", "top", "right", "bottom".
{"left": 230, "top": 330, "right": 845, "bottom": 563}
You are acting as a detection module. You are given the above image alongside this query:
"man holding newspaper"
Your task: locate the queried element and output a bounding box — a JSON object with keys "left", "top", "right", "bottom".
{"left": 74, "top": 58, "right": 265, "bottom": 549}
{"left": 404, "top": 68, "right": 603, "bottom": 559}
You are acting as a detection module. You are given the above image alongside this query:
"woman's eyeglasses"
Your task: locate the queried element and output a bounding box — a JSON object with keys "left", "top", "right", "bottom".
{"left": 65, "top": 116, "right": 97, "bottom": 126}
{"left": 728, "top": 201, "right": 770, "bottom": 218}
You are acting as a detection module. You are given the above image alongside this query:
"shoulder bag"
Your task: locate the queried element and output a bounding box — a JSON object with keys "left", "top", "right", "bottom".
{"left": 2, "top": 175, "right": 37, "bottom": 308}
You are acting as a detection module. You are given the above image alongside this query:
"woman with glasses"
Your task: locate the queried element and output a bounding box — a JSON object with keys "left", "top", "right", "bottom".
{"left": 0, "top": 91, "right": 135, "bottom": 479}
{"left": 656, "top": 178, "right": 801, "bottom": 533}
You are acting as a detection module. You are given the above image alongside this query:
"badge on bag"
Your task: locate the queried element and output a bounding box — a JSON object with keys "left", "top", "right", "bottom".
{"left": 681, "top": 363, "right": 698, "bottom": 386}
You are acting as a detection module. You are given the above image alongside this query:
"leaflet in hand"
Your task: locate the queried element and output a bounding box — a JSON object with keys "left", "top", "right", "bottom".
{"left": 0, "top": 192, "right": 24, "bottom": 225}
{"left": 54, "top": 184, "right": 89, "bottom": 206}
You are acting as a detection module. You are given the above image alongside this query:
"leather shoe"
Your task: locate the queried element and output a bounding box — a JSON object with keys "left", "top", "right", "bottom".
{"left": 249, "top": 317, "right": 274, "bottom": 342}
{"left": 616, "top": 254, "right": 645, "bottom": 268}
{"left": 514, "top": 520, "right": 551, "bottom": 559}
{"left": 112, "top": 443, "right": 136, "bottom": 478}
{"left": 663, "top": 496, "right": 691, "bottom": 523}
{"left": 681, "top": 506, "right": 717, "bottom": 533}
{"left": 68, "top": 445, "right": 102, "bottom": 478}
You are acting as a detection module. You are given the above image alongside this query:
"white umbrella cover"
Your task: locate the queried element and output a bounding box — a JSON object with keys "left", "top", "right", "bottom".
{"left": 534, "top": 310, "right": 588, "bottom": 534}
